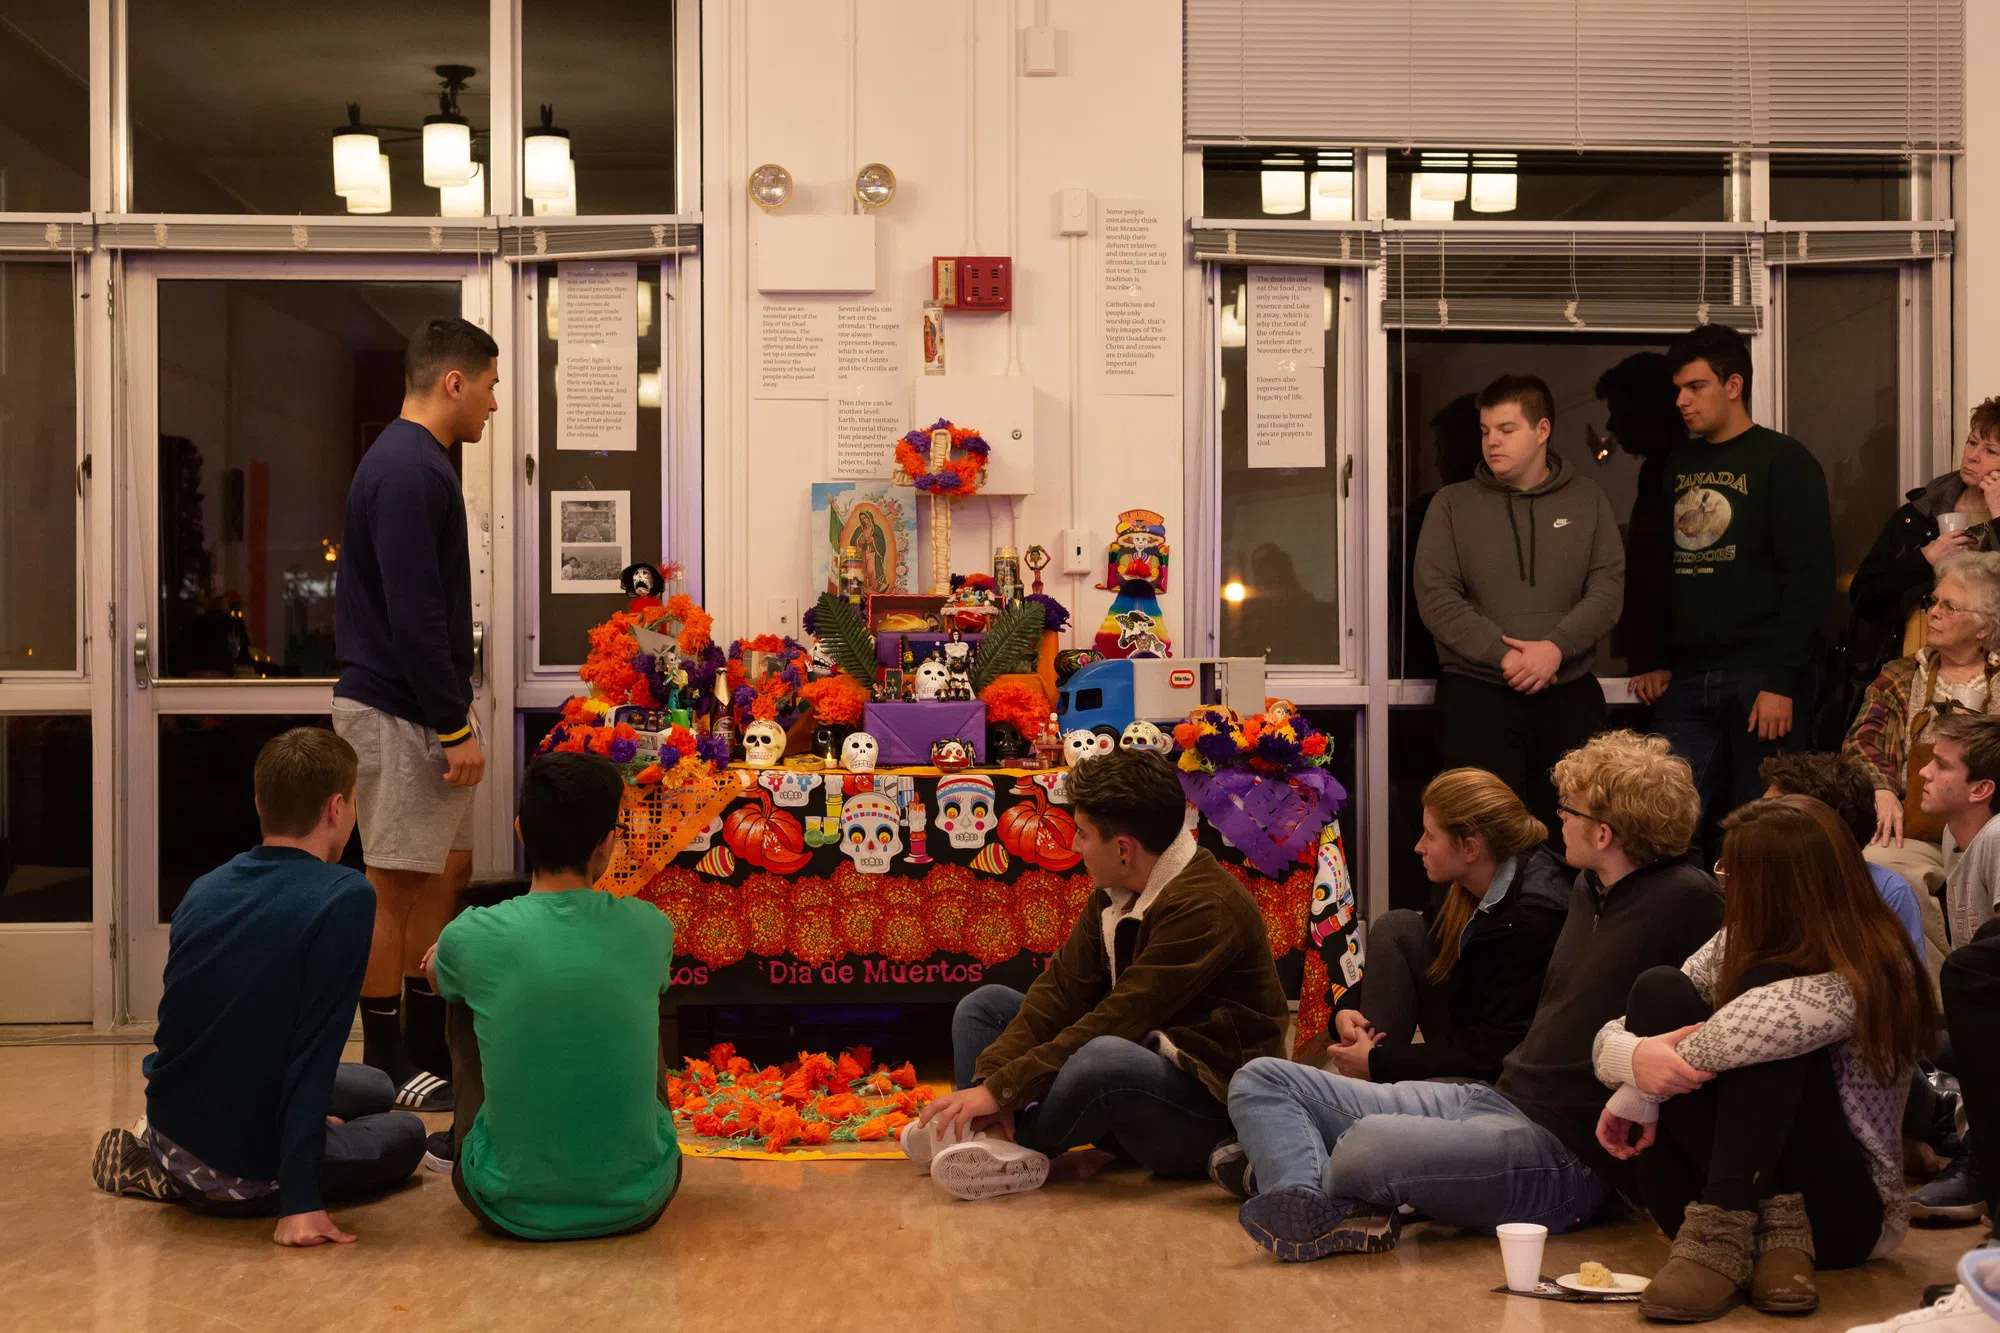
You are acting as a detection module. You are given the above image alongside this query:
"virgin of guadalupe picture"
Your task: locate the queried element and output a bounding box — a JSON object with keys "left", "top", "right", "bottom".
{"left": 810, "top": 482, "right": 915, "bottom": 597}
{"left": 1093, "top": 508, "right": 1172, "bottom": 658}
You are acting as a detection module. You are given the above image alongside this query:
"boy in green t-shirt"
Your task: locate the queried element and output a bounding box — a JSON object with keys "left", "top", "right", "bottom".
{"left": 425, "top": 752, "right": 680, "bottom": 1240}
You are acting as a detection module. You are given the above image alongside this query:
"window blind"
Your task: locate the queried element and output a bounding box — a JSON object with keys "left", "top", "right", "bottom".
{"left": 1767, "top": 224, "right": 1954, "bottom": 264}
{"left": 1186, "top": 0, "right": 1963, "bottom": 152}
{"left": 1192, "top": 222, "right": 1383, "bottom": 265}
{"left": 1382, "top": 229, "right": 1765, "bottom": 332}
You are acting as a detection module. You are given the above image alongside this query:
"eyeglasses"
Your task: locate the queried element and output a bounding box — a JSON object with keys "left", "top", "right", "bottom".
{"left": 1556, "top": 801, "right": 1616, "bottom": 837}
{"left": 1922, "top": 593, "right": 1978, "bottom": 616}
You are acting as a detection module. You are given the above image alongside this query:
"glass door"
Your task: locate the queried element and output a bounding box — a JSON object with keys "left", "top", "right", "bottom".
{"left": 118, "top": 258, "right": 494, "bottom": 1019}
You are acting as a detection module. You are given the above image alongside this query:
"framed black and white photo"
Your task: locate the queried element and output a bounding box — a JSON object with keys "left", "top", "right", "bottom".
{"left": 550, "top": 489, "right": 631, "bottom": 594}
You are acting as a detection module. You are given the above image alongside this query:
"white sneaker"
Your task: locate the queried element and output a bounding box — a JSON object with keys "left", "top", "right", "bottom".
{"left": 930, "top": 1138, "right": 1051, "bottom": 1201}
{"left": 1848, "top": 1286, "right": 2000, "bottom": 1332}
{"left": 897, "top": 1118, "right": 983, "bottom": 1173}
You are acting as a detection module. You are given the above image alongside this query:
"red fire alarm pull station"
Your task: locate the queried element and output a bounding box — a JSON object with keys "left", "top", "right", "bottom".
{"left": 932, "top": 256, "right": 1012, "bottom": 312}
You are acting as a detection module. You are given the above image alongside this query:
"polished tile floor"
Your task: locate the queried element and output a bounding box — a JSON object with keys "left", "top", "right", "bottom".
{"left": 0, "top": 1041, "right": 1979, "bottom": 1332}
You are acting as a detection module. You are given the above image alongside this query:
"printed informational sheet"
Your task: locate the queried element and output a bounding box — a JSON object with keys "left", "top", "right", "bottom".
{"left": 752, "top": 296, "right": 836, "bottom": 398}
{"left": 1246, "top": 354, "right": 1327, "bottom": 470}
{"left": 555, "top": 262, "right": 638, "bottom": 451}
{"left": 1095, "top": 197, "right": 1178, "bottom": 396}
{"left": 1248, "top": 265, "right": 1326, "bottom": 367}
{"left": 835, "top": 302, "right": 906, "bottom": 382}
{"left": 550, "top": 489, "right": 630, "bottom": 593}
{"left": 828, "top": 381, "right": 906, "bottom": 480}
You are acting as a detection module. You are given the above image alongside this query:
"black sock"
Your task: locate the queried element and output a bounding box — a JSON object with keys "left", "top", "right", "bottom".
{"left": 359, "top": 994, "right": 414, "bottom": 1084}
{"left": 403, "top": 976, "right": 450, "bottom": 1081}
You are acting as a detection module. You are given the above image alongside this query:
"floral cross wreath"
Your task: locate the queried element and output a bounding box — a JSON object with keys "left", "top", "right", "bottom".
{"left": 895, "top": 419, "right": 990, "bottom": 496}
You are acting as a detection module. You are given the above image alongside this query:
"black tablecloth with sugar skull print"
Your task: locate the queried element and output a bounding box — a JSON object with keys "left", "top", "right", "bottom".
{"left": 623, "top": 766, "right": 1335, "bottom": 1017}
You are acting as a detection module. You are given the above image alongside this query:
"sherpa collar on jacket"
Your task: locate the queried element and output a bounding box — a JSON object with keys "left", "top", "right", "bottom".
{"left": 1099, "top": 830, "right": 1198, "bottom": 980}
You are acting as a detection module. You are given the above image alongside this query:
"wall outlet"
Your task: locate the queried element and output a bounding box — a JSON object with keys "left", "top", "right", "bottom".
{"left": 768, "top": 596, "right": 801, "bottom": 636}
{"left": 1059, "top": 529, "right": 1094, "bottom": 575}
{"left": 1022, "top": 25, "right": 1058, "bottom": 76}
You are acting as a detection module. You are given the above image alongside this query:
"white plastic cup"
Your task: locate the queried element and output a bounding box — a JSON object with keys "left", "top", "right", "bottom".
{"left": 1496, "top": 1222, "right": 1549, "bottom": 1293}
{"left": 1941, "top": 511, "right": 1974, "bottom": 535}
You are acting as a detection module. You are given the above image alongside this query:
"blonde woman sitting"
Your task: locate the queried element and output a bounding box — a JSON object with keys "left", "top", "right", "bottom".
{"left": 1316, "top": 769, "right": 1570, "bottom": 1085}
{"left": 1846, "top": 550, "right": 2000, "bottom": 977}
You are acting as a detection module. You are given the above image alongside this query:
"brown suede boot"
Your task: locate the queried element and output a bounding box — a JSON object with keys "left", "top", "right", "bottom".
{"left": 1749, "top": 1192, "right": 1818, "bottom": 1314}
{"left": 1639, "top": 1203, "right": 1757, "bottom": 1323}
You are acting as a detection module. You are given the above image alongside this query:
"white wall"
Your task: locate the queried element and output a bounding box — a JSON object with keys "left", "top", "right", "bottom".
{"left": 702, "top": 0, "right": 1184, "bottom": 648}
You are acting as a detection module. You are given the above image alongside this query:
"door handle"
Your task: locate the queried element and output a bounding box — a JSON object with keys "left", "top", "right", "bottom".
{"left": 133, "top": 623, "right": 151, "bottom": 690}
{"left": 471, "top": 620, "right": 485, "bottom": 689}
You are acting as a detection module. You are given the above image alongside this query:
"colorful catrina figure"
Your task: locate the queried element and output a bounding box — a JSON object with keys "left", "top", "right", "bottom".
{"left": 1093, "top": 508, "right": 1171, "bottom": 659}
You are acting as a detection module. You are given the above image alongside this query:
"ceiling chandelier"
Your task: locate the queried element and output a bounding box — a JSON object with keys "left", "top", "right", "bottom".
{"left": 331, "top": 65, "right": 545, "bottom": 218}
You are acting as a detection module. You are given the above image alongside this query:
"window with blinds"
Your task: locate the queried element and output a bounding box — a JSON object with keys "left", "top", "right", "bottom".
{"left": 1381, "top": 229, "right": 1764, "bottom": 332}
{"left": 1185, "top": 0, "right": 1963, "bottom": 153}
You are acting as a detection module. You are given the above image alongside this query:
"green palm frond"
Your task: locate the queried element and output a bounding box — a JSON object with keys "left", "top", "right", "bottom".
{"left": 971, "top": 604, "right": 1044, "bottom": 694}
{"left": 812, "top": 592, "right": 879, "bottom": 683}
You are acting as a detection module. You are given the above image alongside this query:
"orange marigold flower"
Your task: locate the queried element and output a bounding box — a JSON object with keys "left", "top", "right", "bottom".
{"left": 706, "top": 1044, "right": 737, "bottom": 1065}
{"left": 887, "top": 1061, "right": 918, "bottom": 1090}
{"left": 685, "top": 1058, "right": 717, "bottom": 1091}
{"left": 834, "top": 1052, "right": 865, "bottom": 1086}
{"left": 850, "top": 1044, "right": 873, "bottom": 1071}
{"left": 853, "top": 1115, "right": 896, "bottom": 1141}
{"left": 800, "top": 1121, "right": 833, "bottom": 1145}
{"left": 667, "top": 1078, "right": 687, "bottom": 1109}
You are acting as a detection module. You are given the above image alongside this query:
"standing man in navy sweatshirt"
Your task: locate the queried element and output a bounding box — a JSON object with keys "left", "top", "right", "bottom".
{"left": 91, "top": 728, "right": 426, "bottom": 1246}
{"left": 332, "top": 316, "right": 499, "bottom": 1111}
{"left": 1628, "top": 324, "right": 1834, "bottom": 853}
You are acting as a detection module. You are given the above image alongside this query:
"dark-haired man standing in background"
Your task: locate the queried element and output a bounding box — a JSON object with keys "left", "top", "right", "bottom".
{"left": 1414, "top": 373, "right": 1624, "bottom": 835}
{"left": 332, "top": 316, "right": 500, "bottom": 1113}
{"left": 1630, "top": 324, "right": 1833, "bottom": 852}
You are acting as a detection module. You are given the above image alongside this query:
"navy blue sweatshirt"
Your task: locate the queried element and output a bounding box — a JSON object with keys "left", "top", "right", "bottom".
{"left": 334, "top": 419, "right": 475, "bottom": 746}
{"left": 144, "top": 847, "right": 374, "bottom": 1216}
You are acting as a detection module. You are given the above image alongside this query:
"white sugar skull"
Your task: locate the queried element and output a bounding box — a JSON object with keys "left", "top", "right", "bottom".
{"left": 841, "top": 731, "right": 879, "bottom": 773}
{"left": 1064, "top": 728, "right": 1114, "bottom": 766}
{"left": 1120, "top": 719, "right": 1171, "bottom": 755}
{"left": 936, "top": 774, "right": 997, "bottom": 850}
{"left": 687, "top": 813, "right": 724, "bottom": 853}
{"left": 742, "top": 719, "right": 786, "bottom": 769}
{"left": 757, "top": 769, "right": 822, "bottom": 807}
{"left": 838, "top": 791, "right": 903, "bottom": 874}
{"left": 1309, "top": 827, "right": 1357, "bottom": 948}
{"left": 1030, "top": 770, "right": 1070, "bottom": 805}
{"left": 913, "top": 658, "right": 949, "bottom": 701}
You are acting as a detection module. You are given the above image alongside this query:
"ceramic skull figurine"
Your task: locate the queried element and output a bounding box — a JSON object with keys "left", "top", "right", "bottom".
{"left": 838, "top": 791, "right": 903, "bottom": 874}
{"left": 742, "top": 719, "right": 786, "bottom": 769}
{"left": 913, "top": 658, "right": 949, "bottom": 701}
{"left": 1119, "top": 719, "right": 1171, "bottom": 755}
{"left": 936, "top": 774, "right": 998, "bottom": 850}
{"left": 1063, "top": 728, "right": 1114, "bottom": 767}
{"left": 841, "top": 731, "right": 879, "bottom": 773}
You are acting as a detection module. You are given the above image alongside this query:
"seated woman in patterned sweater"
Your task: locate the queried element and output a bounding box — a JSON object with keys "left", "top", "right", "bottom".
{"left": 1592, "top": 795, "right": 1935, "bottom": 1323}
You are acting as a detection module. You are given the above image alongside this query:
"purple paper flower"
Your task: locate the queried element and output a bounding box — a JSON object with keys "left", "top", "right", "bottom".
{"left": 959, "top": 434, "right": 990, "bottom": 457}
{"left": 656, "top": 743, "right": 681, "bottom": 769}
{"left": 537, "top": 724, "right": 568, "bottom": 755}
{"left": 801, "top": 605, "right": 820, "bottom": 637}
{"left": 632, "top": 652, "right": 655, "bottom": 675}
{"left": 1024, "top": 592, "right": 1070, "bottom": 632}
{"left": 731, "top": 685, "right": 756, "bottom": 710}
{"left": 1196, "top": 732, "right": 1241, "bottom": 764}
{"left": 1255, "top": 731, "right": 1303, "bottom": 767}
{"left": 697, "top": 732, "right": 732, "bottom": 765}
{"left": 608, "top": 738, "right": 639, "bottom": 764}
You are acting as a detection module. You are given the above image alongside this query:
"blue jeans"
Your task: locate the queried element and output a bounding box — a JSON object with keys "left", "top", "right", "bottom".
{"left": 1653, "top": 667, "right": 1810, "bottom": 854}
{"left": 953, "top": 984, "right": 1233, "bottom": 1178}
{"left": 1227, "top": 1058, "right": 1611, "bottom": 1233}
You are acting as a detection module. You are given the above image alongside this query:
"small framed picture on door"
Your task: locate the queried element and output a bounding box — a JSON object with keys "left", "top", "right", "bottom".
{"left": 550, "top": 489, "right": 630, "bottom": 594}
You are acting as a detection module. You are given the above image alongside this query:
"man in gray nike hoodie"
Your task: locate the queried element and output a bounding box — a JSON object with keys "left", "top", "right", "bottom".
{"left": 1414, "top": 374, "right": 1625, "bottom": 835}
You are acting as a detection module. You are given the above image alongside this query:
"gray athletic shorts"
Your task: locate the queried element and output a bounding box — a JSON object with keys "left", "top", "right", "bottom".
{"left": 331, "top": 698, "right": 475, "bottom": 875}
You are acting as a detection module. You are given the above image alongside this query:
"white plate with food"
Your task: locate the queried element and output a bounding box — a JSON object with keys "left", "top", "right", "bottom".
{"left": 1555, "top": 1266, "right": 1650, "bottom": 1295}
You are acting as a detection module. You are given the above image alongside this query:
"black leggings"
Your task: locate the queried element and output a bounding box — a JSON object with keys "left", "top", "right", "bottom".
{"left": 1943, "top": 917, "right": 2000, "bottom": 1221}
{"left": 1623, "top": 965, "right": 1883, "bottom": 1269}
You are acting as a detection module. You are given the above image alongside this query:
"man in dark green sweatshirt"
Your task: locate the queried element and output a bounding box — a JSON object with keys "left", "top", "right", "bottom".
{"left": 1414, "top": 373, "right": 1625, "bottom": 834}
{"left": 1629, "top": 324, "right": 1833, "bottom": 850}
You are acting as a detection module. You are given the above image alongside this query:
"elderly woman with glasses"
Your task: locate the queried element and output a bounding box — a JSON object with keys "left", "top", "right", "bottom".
{"left": 1845, "top": 550, "right": 2000, "bottom": 976}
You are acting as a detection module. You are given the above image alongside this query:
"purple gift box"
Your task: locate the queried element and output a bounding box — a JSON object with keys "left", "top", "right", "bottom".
{"left": 864, "top": 701, "right": 987, "bottom": 766}
{"left": 874, "top": 632, "right": 985, "bottom": 671}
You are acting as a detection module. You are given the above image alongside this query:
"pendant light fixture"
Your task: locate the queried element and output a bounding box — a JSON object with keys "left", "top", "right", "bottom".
{"left": 1469, "top": 153, "right": 1519, "bottom": 214}
{"left": 524, "top": 105, "right": 572, "bottom": 202}
{"left": 532, "top": 159, "right": 577, "bottom": 216}
{"left": 1259, "top": 169, "right": 1306, "bottom": 215}
{"left": 331, "top": 104, "right": 380, "bottom": 198}
{"left": 1409, "top": 175, "right": 1454, "bottom": 222}
{"left": 346, "top": 153, "right": 393, "bottom": 215}
{"left": 1417, "top": 152, "right": 1469, "bottom": 203}
{"left": 438, "top": 161, "right": 485, "bottom": 218}
{"left": 422, "top": 65, "right": 476, "bottom": 188}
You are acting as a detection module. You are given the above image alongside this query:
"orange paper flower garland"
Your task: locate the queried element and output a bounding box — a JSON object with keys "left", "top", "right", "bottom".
{"left": 668, "top": 1043, "right": 934, "bottom": 1152}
